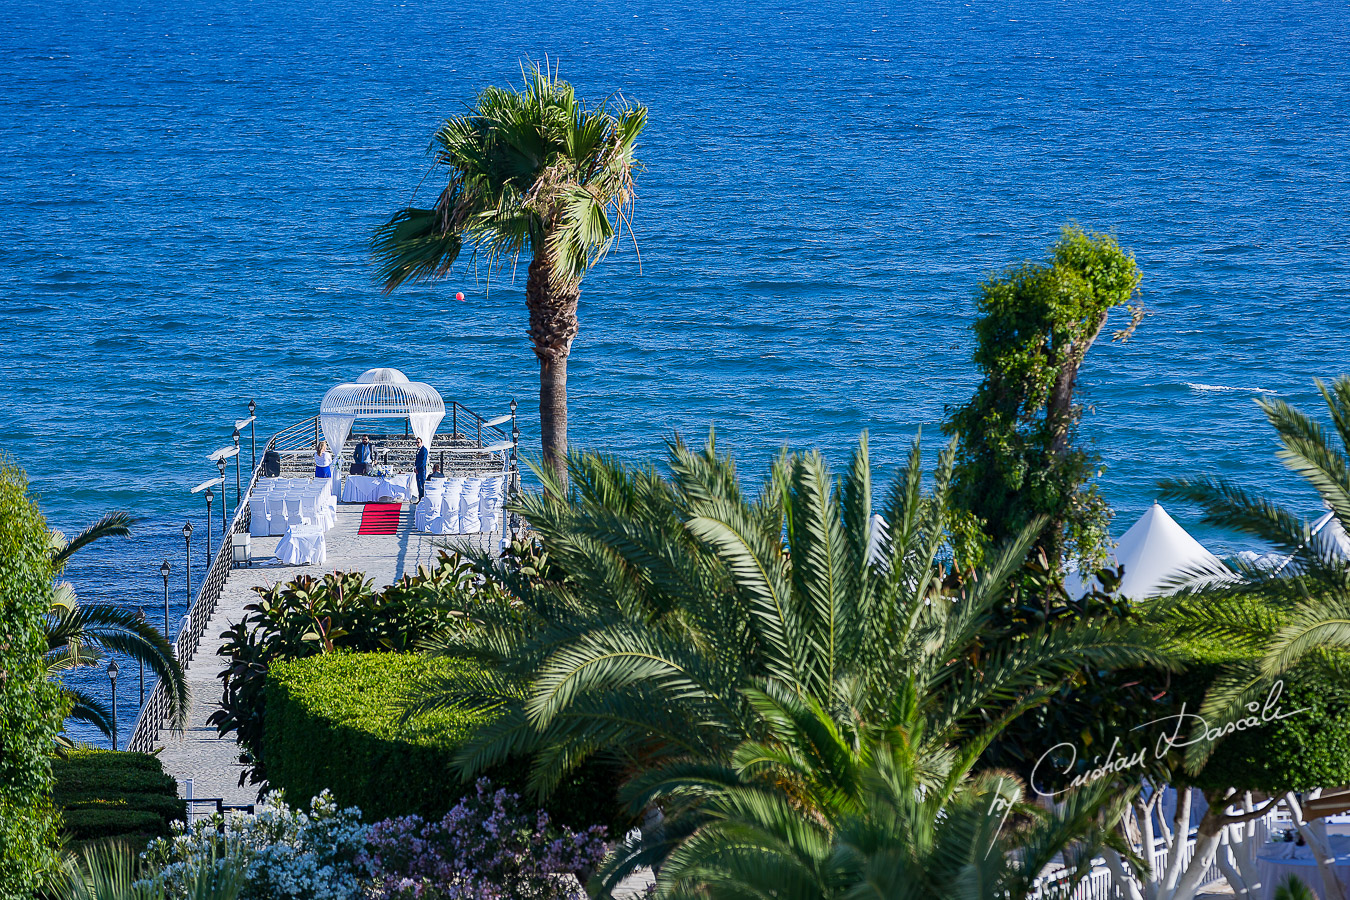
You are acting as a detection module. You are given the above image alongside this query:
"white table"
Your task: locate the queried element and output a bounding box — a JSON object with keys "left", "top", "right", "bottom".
{"left": 341, "top": 474, "right": 414, "bottom": 503}
{"left": 275, "top": 525, "right": 327, "bottom": 566}
{"left": 1257, "top": 835, "right": 1350, "bottom": 899}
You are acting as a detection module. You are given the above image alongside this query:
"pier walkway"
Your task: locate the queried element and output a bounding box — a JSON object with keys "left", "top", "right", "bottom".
{"left": 154, "top": 501, "right": 498, "bottom": 807}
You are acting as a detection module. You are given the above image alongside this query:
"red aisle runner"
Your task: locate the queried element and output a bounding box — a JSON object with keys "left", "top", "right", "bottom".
{"left": 357, "top": 502, "right": 402, "bottom": 535}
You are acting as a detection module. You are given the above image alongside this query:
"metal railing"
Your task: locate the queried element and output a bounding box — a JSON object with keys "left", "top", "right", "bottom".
{"left": 126, "top": 405, "right": 521, "bottom": 752}
{"left": 127, "top": 426, "right": 278, "bottom": 752}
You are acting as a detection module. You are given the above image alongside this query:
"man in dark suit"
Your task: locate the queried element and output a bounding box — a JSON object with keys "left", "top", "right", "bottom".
{"left": 414, "top": 437, "right": 428, "bottom": 502}
{"left": 351, "top": 435, "right": 375, "bottom": 475}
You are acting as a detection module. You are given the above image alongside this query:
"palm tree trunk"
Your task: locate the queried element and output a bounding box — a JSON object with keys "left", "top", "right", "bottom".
{"left": 526, "top": 253, "right": 580, "bottom": 490}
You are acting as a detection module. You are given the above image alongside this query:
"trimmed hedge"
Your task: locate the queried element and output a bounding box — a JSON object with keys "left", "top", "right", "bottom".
{"left": 52, "top": 749, "right": 185, "bottom": 850}
{"left": 265, "top": 653, "right": 495, "bottom": 822}
{"left": 264, "top": 652, "right": 623, "bottom": 828}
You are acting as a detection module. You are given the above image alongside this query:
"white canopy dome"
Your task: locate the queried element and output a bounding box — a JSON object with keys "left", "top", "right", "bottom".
{"left": 1067, "top": 502, "right": 1231, "bottom": 600}
{"left": 319, "top": 368, "right": 445, "bottom": 453}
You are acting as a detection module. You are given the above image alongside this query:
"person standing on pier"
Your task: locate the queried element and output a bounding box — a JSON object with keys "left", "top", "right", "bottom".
{"left": 314, "top": 441, "right": 333, "bottom": 479}
{"left": 351, "top": 435, "right": 374, "bottom": 475}
{"left": 414, "top": 437, "right": 428, "bottom": 502}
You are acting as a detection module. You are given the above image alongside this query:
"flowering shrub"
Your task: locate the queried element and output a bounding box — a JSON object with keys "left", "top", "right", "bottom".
{"left": 141, "top": 791, "right": 370, "bottom": 900}
{"left": 360, "top": 779, "right": 608, "bottom": 900}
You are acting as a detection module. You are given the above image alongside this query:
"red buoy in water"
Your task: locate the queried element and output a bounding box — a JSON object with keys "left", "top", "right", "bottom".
{"left": 455, "top": 292, "right": 465, "bottom": 301}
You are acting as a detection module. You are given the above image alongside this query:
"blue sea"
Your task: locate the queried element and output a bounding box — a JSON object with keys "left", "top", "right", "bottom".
{"left": 3, "top": 0, "right": 1348, "bottom": 744}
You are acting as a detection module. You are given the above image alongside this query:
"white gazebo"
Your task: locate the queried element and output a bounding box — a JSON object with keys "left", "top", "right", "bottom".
{"left": 1067, "top": 501, "right": 1231, "bottom": 600}
{"left": 319, "top": 368, "right": 445, "bottom": 454}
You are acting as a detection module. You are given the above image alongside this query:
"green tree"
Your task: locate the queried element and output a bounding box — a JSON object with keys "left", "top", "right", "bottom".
{"left": 1157, "top": 376, "right": 1350, "bottom": 764}
{"left": 0, "top": 462, "right": 64, "bottom": 897}
{"left": 943, "top": 226, "right": 1143, "bottom": 573}
{"left": 602, "top": 683, "right": 1133, "bottom": 900}
{"left": 45, "top": 512, "right": 188, "bottom": 741}
{"left": 408, "top": 434, "right": 1174, "bottom": 809}
{"left": 373, "top": 63, "right": 646, "bottom": 488}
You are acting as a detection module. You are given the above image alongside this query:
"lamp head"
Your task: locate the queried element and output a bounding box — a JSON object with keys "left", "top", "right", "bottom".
{"left": 160, "top": 559, "right": 171, "bottom": 577}
{"left": 217, "top": 458, "right": 226, "bottom": 477}
{"left": 512, "top": 422, "right": 520, "bottom": 443}
{"left": 107, "top": 658, "right": 119, "bottom": 681}
{"left": 510, "top": 397, "right": 517, "bottom": 414}
{"left": 249, "top": 399, "right": 256, "bottom": 415}
{"left": 205, "top": 487, "right": 214, "bottom": 503}
{"left": 233, "top": 430, "right": 240, "bottom": 448}
{"left": 183, "top": 521, "right": 193, "bottom": 540}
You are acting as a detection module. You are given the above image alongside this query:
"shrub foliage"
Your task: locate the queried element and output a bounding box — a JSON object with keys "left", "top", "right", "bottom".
{"left": 264, "top": 652, "right": 495, "bottom": 821}
{"left": 0, "top": 462, "right": 64, "bottom": 897}
{"left": 51, "top": 748, "right": 185, "bottom": 850}
{"left": 210, "top": 553, "right": 485, "bottom": 789}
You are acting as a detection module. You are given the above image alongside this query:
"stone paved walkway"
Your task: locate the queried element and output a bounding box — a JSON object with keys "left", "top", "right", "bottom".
{"left": 154, "top": 502, "right": 499, "bottom": 807}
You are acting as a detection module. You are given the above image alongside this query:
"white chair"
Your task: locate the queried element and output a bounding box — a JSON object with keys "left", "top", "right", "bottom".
{"left": 266, "top": 496, "right": 288, "bottom": 536}
{"left": 284, "top": 496, "right": 308, "bottom": 527}
{"left": 459, "top": 482, "right": 483, "bottom": 533}
{"left": 439, "top": 494, "right": 461, "bottom": 534}
{"left": 300, "top": 496, "right": 330, "bottom": 531}
{"left": 479, "top": 493, "right": 502, "bottom": 532}
{"left": 249, "top": 502, "right": 270, "bottom": 537}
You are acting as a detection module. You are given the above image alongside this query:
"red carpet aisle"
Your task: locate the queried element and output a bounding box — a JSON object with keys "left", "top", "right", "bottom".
{"left": 357, "top": 503, "right": 402, "bottom": 535}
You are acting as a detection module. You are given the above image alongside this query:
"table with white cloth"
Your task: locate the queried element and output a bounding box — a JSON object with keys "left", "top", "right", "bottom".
{"left": 275, "top": 524, "right": 327, "bottom": 566}
{"left": 341, "top": 474, "right": 415, "bottom": 503}
{"left": 1257, "top": 834, "right": 1350, "bottom": 899}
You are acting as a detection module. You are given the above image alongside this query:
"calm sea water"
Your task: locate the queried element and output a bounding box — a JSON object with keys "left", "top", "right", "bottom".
{"left": 3, "top": 0, "right": 1348, "bottom": 744}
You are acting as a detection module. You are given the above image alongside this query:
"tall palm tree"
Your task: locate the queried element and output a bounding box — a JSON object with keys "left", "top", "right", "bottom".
{"left": 45, "top": 513, "right": 189, "bottom": 740}
{"left": 1156, "top": 376, "right": 1350, "bottom": 769}
{"left": 373, "top": 62, "right": 647, "bottom": 488}
{"left": 408, "top": 433, "right": 1176, "bottom": 804}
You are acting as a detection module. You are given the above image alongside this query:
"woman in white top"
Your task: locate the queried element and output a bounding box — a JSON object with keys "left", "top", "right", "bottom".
{"left": 314, "top": 441, "right": 334, "bottom": 479}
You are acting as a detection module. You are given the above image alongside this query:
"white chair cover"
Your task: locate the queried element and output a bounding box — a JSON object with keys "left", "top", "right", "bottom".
{"left": 266, "top": 497, "right": 288, "bottom": 536}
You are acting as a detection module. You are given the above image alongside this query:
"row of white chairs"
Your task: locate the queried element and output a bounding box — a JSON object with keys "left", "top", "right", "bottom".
{"left": 415, "top": 476, "right": 506, "bottom": 534}
{"left": 250, "top": 478, "right": 337, "bottom": 536}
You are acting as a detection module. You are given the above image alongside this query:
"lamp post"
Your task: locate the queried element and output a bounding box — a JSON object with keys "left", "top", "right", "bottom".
{"left": 107, "top": 658, "right": 119, "bottom": 751}
{"left": 216, "top": 457, "right": 228, "bottom": 536}
{"left": 248, "top": 400, "right": 257, "bottom": 474}
{"left": 232, "top": 430, "right": 242, "bottom": 503}
{"left": 182, "top": 521, "right": 193, "bottom": 616}
{"left": 204, "top": 488, "right": 214, "bottom": 564}
{"left": 160, "top": 560, "right": 171, "bottom": 635}
{"left": 509, "top": 399, "right": 521, "bottom": 542}
{"left": 135, "top": 608, "right": 145, "bottom": 710}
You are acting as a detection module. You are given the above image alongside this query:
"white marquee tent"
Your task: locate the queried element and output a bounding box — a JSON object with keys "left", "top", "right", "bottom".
{"left": 319, "top": 368, "right": 445, "bottom": 455}
{"left": 1067, "top": 501, "right": 1231, "bottom": 600}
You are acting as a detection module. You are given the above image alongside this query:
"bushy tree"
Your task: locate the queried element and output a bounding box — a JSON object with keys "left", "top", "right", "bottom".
{"left": 0, "top": 461, "right": 65, "bottom": 897}
{"left": 943, "top": 225, "right": 1143, "bottom": 573}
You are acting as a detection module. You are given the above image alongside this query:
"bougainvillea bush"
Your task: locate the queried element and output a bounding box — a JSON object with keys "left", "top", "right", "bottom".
{"left": 139, "top": 783, "right": 607, "bottom": 900}
{"left": 360, "top": 779, "right": 608, "bottom": 900}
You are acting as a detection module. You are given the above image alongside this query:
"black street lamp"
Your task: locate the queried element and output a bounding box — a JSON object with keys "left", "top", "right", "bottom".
{"left": 509, "top": 399, "right": 521, "bottom": 542}
{"left": 216, "top": 457, "right": 228, "bottom": 536}
{"left": 248, "top": 400, "right": 257, "bottom": 474}
{"left": 107, "top": 658, "right": 119, "bottom": 751}
{"left": 233, "top": 430, "right": 242, "bottom": 502}
{"left": 204, "top": 487, "right": 214, "bottom": 564}
{"left": 160, "top": 559, "right": 171, "bottom": 635}
{"left": 182, "top": 521, "right": 193, "bottom": 615}
{"left": 135, "top": 608, "right": 145, "bottom": 710}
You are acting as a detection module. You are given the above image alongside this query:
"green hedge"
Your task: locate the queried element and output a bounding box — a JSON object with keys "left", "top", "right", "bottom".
{"left": 264, "top": 652, "right": 622, "bottom": 827}
{"left": 52, "top": 749, "right": 185, "bottom": 851}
